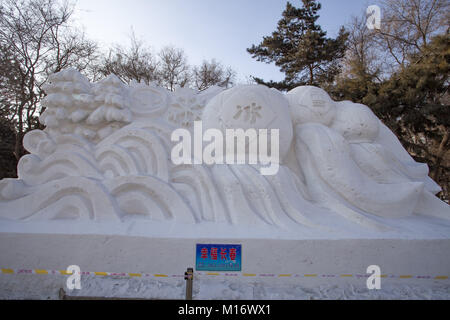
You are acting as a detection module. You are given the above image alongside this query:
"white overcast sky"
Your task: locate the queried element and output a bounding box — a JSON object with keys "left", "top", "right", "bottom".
{"left": 72, "top": 0, "right": 372, "bottom": 83}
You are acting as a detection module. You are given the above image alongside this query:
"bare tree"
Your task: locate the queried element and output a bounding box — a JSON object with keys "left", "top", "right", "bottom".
{"left": 97, "top": 31, "right": 158, "bottom": 85}
{"left": 0, "top": 0, "right": 98, "bottom": 159}
{"left": 192, "top": 59, "right": 236, "bottom": 91}
{"left": 157, "top": 46, "right": 190, "bottom": 91}
{"left": 374, "top": 0, "right": 449, "bottom": 70}
{"left": 0, "top": 44, "right": 22, "bottom": 120}
{"left": 340, "top": 15, "right": 382, "bottom": 80}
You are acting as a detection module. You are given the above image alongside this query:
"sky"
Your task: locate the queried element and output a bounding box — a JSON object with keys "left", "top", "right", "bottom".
{"left": 72, "top": 0, "right": 372, "bottom": 83}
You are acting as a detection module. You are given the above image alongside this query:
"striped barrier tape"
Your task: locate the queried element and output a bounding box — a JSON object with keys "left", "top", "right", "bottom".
{"left": 1, "top": 268, "right": 448, "bottom": 280}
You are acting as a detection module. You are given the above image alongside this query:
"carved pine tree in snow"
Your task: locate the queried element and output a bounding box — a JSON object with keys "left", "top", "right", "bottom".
{"left": 40, "top": 69, "right": 94, "bottom": 139}
{"left": 87, "top": 75, "right": 132, "bottom": 139}
{"left": 40, "top": 71, "right": 132, "bottom": 142}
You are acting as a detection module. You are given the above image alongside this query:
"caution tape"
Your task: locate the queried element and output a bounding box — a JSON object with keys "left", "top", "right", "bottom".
{"left": 196, "top": 272, "right": 449, "bottom": 280}
{"left": 1, "top": 268, "right": 448, "bottom": 280}
{"left": 0, "top": 268, "right": 182, "bottom": 278}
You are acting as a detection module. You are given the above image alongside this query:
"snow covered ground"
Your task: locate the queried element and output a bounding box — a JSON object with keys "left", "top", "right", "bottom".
{"left": 1, "top": 273, "right": 449, "bottom": 300}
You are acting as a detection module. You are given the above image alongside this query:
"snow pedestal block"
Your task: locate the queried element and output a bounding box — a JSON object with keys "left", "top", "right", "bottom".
{"left": 1, "top": 229, "right": 449, "bottom": 299}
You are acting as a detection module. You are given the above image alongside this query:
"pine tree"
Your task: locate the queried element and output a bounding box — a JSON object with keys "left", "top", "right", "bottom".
{"left": 247, "top": 0, "right": 348, "bottom": 89}
{"left": 365, "top": 34, "right": 449, "bottom": 200}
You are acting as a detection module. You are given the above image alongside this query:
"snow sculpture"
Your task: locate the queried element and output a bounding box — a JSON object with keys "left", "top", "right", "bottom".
{"left": 286, "top": 86, "right": 336, "bottom": 126}
{"left": 40, "top": 70, "right": 132, "bottom": 142}
{"left": 0, "top": 69, "right": 448, "bottom": 233}
{"left": 288, "top": 87, "right": 447, "bottom": 222}
{"left": 202, "top": 85, "right": 293, "bottom": 160}
{"left": 166, "top": 86, "right": 221, "bottom": 128}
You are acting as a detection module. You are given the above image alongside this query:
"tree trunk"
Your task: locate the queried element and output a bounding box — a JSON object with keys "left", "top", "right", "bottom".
{"left": 431, "top": 128, "right": 449, "bottom": 181}
{"left": 14, "top": 103, "right": 25, "bottom": 161}
{"left": 309, "top": 65, "right": 314, "bottom": 85}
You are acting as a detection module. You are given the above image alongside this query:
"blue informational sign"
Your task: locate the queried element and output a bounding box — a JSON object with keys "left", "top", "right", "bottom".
{"left": 195, "top": 244, "right": 242, "bottom": 271}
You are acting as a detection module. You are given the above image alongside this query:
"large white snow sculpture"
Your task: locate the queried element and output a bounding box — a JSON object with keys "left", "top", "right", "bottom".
{"left": 287, "top": 86, "right": 447, "bottom": 222}
{"left": 0, "top": 69, "right": 448, "bottom": 233}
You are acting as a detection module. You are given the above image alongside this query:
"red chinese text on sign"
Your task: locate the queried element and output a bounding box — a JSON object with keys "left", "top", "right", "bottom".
{"left": 210, "top": 247, "right": 218, "bottom": 260}
{"left": 229, "top": 248, "right": 236, "bottom": 261}
{"left": 220, "top": 248, "right": 227, "bottom": 260}
{"left": 201, "top": 247, "right": 208, "bottom": 259}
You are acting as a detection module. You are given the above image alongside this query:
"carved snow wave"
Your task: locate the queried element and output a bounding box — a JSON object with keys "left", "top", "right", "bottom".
{"left": 0, "top": 123, "right": 342, "bottom": 228}
{"left": 0, "top": 122, "right": 191, "bottom": 223}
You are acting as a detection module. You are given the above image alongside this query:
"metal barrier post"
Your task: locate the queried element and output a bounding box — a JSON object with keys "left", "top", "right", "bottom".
{"left": 184, "top": 267, "right": 193, "bottom": 300}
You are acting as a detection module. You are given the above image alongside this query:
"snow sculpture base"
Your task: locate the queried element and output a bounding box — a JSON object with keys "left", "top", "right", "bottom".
{"left": 1, "top": 220, "right": 449, "bottom": 299}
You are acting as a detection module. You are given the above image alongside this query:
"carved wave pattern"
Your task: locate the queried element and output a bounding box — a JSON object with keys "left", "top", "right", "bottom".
{"left": 0, "top": 122, "right": 185, "bottom": 222}
{"left": 0, "top": 122, "right": 364, "bottom": 230}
